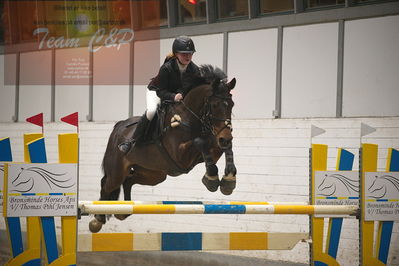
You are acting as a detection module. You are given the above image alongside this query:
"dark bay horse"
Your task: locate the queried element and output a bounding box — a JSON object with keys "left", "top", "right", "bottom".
{"left": 89, "top": 65, "right": 237, "bottom": 233}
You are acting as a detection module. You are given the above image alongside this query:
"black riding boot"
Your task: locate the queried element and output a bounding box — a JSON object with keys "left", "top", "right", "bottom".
{"left": 118, "top": 114, "right": 150, "bottom": 153}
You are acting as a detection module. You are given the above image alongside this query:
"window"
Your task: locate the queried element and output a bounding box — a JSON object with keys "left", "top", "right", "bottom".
{"left": 355, "top": 0, "right": 394, "bottom": 3}
{"left": 178, "top": 0, "right": 206, "bottom": 24}
{"left": 261, "top": 0, "right": 294, "bottom": 14}
{"left": 0, "top": 1, "right": 4, "bottom": 45}
{"left": 4, "top": 1, "right": 42, "bottom": 44}
{"left": 3, "top": 0, "right": 134, "bottom": 45}
{"left": 160, "top": 0, "right": 168, "bottom": 26}
{"left": 135, "top": 0, "right": 168, "bottom": 28}
{"left": 217, "top": 0, "right": 248, "bottom": 19}
{"left": 307, "top": 0, "right": 345, "bottom": 8}
{"left": 64, "top": 1, "right": 108, "bottom": 38}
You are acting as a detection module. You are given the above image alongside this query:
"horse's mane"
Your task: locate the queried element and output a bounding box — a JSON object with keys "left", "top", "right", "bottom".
{"left": 183, "top": 65, "right": 230, "bottom": 109}
{"left": 199, "top": 65, "right": 227, "bottom": 83}
{"left": 185, "top": 65, "right": 227, "bottom": 89}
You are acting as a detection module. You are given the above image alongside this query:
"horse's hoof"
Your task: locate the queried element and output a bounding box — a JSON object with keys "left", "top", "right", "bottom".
{"left": 202, "top": 175, "right": 220, "bottom": 192}
{"left": 114, "top": 214, "right": 130, "bottom": 221}
{"left": 89, "top": 218, "right": 104, "bottom": 233}
{"left": 220, "top": 174, "right": 236, "bottom": 195}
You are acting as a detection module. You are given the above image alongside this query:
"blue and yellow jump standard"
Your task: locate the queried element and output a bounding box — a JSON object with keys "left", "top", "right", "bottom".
{"left": 3, "top": 134, "right": 43, "bottom": 266}
{"left": 311, "top": 144, "right": 355, "bottom": 266}
{"left": 361, "top": 144, "right": 398, "bottom": 266}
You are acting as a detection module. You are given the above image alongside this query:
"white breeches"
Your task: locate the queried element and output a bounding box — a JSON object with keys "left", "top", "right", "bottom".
{"left": 146, "top": 90, "right": 160, "bottom": 120}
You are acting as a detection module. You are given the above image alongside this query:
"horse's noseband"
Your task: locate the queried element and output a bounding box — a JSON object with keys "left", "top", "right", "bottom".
{"left": 225, "top": 119, "right": 233, "bottom": 130}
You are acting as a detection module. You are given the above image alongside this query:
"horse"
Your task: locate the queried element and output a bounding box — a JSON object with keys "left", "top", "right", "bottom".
{"left": 89, "top": 65, "right": 237, "bottom": 233}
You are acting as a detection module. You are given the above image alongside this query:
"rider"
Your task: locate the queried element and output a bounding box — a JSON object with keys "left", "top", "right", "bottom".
{"left": 118, "top": 35, "right": 201, "bottom": 153}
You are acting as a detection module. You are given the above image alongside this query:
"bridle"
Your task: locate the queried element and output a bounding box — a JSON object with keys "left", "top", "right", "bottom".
{"left": 181, "top": 93, "right": 233, "bottom": 137}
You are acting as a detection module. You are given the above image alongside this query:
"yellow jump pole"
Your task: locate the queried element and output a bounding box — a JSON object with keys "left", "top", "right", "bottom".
{"left": 49, "top": 133, "right": 79, "bottom": 266}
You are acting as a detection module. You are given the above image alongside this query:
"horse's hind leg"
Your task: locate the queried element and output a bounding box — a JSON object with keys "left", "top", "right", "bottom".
{"left": 89, "top": 175, "right": 121, "bottom": 233}
{"left": 114, "top": 167, "right": 167, "bottom": 220}
{"left": 114, "top": 175, "right": 135, "bottom": 221}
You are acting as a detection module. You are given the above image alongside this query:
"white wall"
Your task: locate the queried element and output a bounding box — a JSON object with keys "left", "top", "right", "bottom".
{"left": 160, "top": 38, "right": 174, "bottom": 62}
{"left": 190, "top": 34, "right": 224, "bottom": 68}
{"left": 55, "top": 47, "right": 90, "bottom": 121}
{"left": 132, "top": 85, "right": 147, "bottom": 116}
{"left": 281, "top": 22, "right": 338, "bottom": 118}
{"left": 19, "top": 51, "right": 52, "bottom": 122}
{"left": 343, "top": 15, "right": 399, "bottom": 117}
{"left": 228, "top": 29, "right": 278, "bottom": 119}
{"left": 93, "top": 85, "right": 129, "bottom": 121}
{"left": 93, "top": 44, "right": 130, "bottom": 121}
{"left": 55, "top": 85, "right": 89, "bottom": 121}
{"left": 0, "top": 54, "right": 16, "bottom": 122}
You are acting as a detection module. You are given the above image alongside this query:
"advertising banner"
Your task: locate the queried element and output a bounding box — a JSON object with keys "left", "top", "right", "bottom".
{"left": 5, "top": 163, "right": 78, "bottom": 217}
{"left": 364, "top": 172, "right": 399, "bottom": 221}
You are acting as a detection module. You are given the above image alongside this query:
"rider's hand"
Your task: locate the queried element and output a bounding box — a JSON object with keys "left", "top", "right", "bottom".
{"left": 174, "top": 93, "right": 183, "bottom": 102}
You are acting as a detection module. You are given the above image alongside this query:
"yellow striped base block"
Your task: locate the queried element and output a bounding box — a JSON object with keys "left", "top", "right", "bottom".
{"left": 76, "top": 232, "right": 309, "bottom": 252}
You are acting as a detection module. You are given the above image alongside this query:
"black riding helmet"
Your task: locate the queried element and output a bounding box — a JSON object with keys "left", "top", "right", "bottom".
{"left": 172, "top": 36, "right": 196, "bottom": 54}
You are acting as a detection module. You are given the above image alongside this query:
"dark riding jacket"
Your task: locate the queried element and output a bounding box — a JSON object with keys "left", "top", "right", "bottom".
{"left": 148, "top": 58, "right": 200, "bottom": 101}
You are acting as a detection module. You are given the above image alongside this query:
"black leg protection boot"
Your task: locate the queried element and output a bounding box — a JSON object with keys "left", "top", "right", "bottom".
{"left": 118, "top": 114, "right": 150, "bottom": 153}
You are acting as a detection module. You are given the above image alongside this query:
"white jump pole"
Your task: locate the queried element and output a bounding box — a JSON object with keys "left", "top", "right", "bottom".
{"left": 80, "top": 204, "right": 358, "bottom": 216}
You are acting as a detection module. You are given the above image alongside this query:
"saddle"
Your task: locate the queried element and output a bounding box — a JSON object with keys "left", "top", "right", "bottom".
{"left": 142, "top": 102, "right": 171, "bottom": 144}
{"left": 137, "top": 102, "right": 193, "bottom": 175}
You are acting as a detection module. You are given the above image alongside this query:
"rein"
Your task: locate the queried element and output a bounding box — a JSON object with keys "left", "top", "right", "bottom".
{"left": 180, "top": 95, "right": 232, "bottom": 137}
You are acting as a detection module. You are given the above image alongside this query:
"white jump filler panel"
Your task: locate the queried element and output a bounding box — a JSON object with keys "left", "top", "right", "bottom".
{"left": 5, "top": 163, "right": 78, "bottom": 217}
{"left": 364, "top": 172, "right": 399, "bottom": 221}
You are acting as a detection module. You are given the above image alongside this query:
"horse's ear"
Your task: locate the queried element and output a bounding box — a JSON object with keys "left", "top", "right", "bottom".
{"left": 227, "top": 78, "right": 236, "bottom": 91}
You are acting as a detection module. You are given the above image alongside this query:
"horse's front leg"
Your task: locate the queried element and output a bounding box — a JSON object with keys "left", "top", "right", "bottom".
{"left": 193, "top": 137, "right": 220, "bottom": 192}
{"left": 220, "top": 148, "right": 237, "bottom": 195}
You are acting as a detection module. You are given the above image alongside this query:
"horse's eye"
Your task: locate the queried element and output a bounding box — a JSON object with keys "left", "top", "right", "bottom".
{"left": 223, "top": 101, "right": 228, "bottom": 107}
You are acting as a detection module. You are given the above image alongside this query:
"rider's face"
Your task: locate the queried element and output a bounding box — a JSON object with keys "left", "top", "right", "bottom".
{"left": 176, "top": 52, "right": 193, "bottom": 65}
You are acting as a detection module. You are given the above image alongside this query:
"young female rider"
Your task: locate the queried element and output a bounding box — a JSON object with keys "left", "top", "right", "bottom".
{"left": 118, "top": 36, "right": 201, "bottom": 153}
